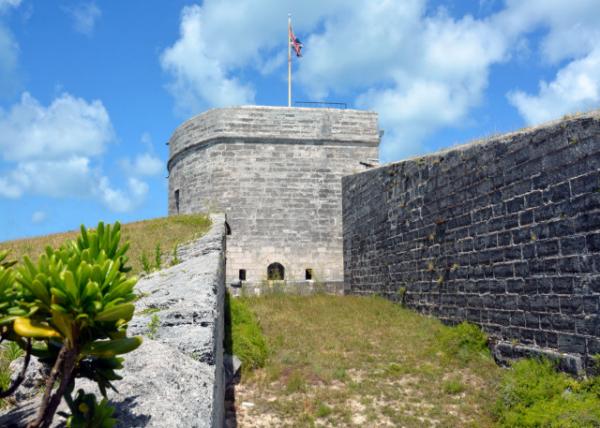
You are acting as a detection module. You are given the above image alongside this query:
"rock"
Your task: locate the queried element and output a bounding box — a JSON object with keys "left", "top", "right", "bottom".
{"left": 0, "top": 340, "right": 216, "bottom": 428}
{"left": 8, "top": 355, "right": 50, "bottom": 405}
{"left": 224, "top": 354, "right": 241, "bottom": 386}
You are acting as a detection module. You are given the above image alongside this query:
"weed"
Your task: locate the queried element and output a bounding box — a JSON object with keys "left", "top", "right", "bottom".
{"left": 530, "top": 232, "right": 538, "bottom": 242}
{"left": 170, "top": 244, "right": 181, "bottom": 266}
{"left": 316, "top": 403, "right": 332, "bottom": 418}
{"left": 134, "top": 291, "right": 151, "bottom": 301}
{"left": 154, "top": 244, "right": 162, "bottom": 270}
{"left": 147, "top": 314, "right": 160, "bottom": 339}
{"left": 2, "top": 341, "right": 24, "bottom": 362}
{"left": 141, "top": 252, "right": 151, "bottom": 274}
{"left": 443, "top": 379, "right": 465, "bottom": 395}
{"left": 396, "top": 286, "right": 407, "bottom": 306}
{"left": 494, "top": 358, "right": 600, "bottom": 427}
{"left": 285, "top": 371, "right": 306, "bottom": 394}
{"left": 426, "top": 261, "right": 435, "bottom": 272}
{"left": 438, "top": 321, "right": 489, "bottom": 365}
{"left": 139, "top": 307, "right": 160, "bottom": 315}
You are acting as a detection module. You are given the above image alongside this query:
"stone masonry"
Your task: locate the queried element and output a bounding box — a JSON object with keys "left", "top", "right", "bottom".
{"left": 343, "top": 111, "right": 600, "bottom": 372}
{"left": 168, "top": 106, "right": 379, "bottom": 288}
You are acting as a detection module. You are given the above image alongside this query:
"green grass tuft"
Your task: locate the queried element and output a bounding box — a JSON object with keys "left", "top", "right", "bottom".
{"left": 438, "top": 321, "right": 490, "bottom": 364}
{"left": 495, "top": 358, "right": 600, "bottom": 427}
{"left": 224, "top": 293, "right": 268, "bottom": 372}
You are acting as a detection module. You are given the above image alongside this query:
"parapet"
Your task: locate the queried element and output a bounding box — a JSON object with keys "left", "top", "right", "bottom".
{"left": 168, "top": 106, "right": 379, "bottom": 170}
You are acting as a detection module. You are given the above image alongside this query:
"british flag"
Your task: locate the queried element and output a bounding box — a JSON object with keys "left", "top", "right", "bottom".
{"left": 289, "top": 25, "right": 303, "bottom": 57}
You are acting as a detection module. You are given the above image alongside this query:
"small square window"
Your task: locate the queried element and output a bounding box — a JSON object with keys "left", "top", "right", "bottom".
{"left": 239, "top": 269, "right": 246, "bottom": 281}
{"left": 305, "top": 269, "right": 313, "bottom": 280}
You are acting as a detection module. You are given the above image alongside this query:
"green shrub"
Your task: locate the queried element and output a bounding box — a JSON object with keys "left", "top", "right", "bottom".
{"left": 224, "top": 293, "right": 268, "bottom": 372}
{"left": 438, "top": 321, "right": 489, "bottom": 364}
{"left": 495, "top": 358, "right": 600, "bottom": 427}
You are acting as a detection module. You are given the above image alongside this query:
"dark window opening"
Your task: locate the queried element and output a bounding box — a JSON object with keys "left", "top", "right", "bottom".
{"left": 239, "top": 269, "right": 246, "bottom": 281}
{"left": 225, "top": 222, "right": 232, "bottom": 236}
{"left": 305, "top": 269, "right": 313, "bottom": 280}
{"left": 267, "top": 262, "right": 285, "bottom": 280}
{"left": 174, "top": 189, "right": 180, "bottom": 214}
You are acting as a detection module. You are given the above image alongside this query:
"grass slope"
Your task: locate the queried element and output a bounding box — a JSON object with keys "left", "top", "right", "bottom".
{"left": 233, "top": 295, "right": 600, "bottom": 427}
{"left": 0, "top": 214, "right": 211, "bottom": 275}
{"left": 234, "top": 294, "right": 502, "bottom": 427}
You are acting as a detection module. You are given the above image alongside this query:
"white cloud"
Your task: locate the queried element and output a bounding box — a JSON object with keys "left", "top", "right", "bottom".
{"left": 0, "top": 156, "right": 94, "bottom": 198}
{"left": 495, "top": 0, "right": 600, "bottom": 64}
{"left": 97, "top": 177, "right": 148, "bottom": 213}
{"left": 0, "top": 0, "right": 21, "bottom": 12}
{"left": 0, "top": 92, "right": 148, "bottom": 212}
{"left": 31, "top": 210, "right": 46, "bottom": 224}
{"left": 496, "top": 1, "right": 600, "bottom": 125}
{"left": 508, "top": 48, "right": 600, "bottom": 124}
{"left": 64, "top": 2, "right": 101, "bottom": 36}
{"left": 160, "top": 5, "right": 255, "bottom": 114}
{"left": 299, "top": 3, "right": 506, "bottom": 159}
{"left": 120, "top": 153, "right": 163, "bottom": 177}
{"left": 0, "top": 24, "right": 18, "bottom": 96}
{"left": 0, "top": 93, "right": 114, "bottom": 161}
{"left": 0, "top": 92, "right": 114, "bottom": 161}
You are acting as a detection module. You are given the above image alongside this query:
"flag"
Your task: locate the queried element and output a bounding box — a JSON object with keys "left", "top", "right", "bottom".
{"left": 289, "top": 25, "right": 303, "bottom": 57}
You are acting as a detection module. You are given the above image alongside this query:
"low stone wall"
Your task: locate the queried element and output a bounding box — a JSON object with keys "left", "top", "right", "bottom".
{"left": 1, "top": 214, "right": 227, "bottom": 427}
{"left": 228, "top": 280, "right": 344, "bottom": 297}
{"left": 343, "top": 111, "right": 600, "bottom": 373}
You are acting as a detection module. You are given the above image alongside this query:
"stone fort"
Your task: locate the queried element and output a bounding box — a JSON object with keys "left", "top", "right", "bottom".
{"left": 168, "top": 106, "right": 600, "bottom": 373}
{"left": 167, "top": 106, "right": 379, "bottom": 290}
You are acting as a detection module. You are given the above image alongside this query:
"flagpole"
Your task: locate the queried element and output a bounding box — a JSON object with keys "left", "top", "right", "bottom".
{"left": 288, "top": 13, "right": 292, "bottom": 107}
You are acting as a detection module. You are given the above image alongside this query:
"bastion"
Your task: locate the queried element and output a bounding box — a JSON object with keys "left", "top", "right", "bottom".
{"left": 167, "top": 106, "right": 379, "bottom": 289}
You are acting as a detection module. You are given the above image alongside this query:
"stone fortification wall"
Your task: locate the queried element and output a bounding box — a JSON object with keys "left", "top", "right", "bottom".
{"left": 168, "top": 106, "right": 379, "bottom": 286}
{"left": 343, "top": 111, "right": 600, "bottom": 372}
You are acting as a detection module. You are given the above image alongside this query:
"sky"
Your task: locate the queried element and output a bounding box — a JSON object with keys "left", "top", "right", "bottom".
{"left": 0, "top": 0, "right": 599, "bottom": 241}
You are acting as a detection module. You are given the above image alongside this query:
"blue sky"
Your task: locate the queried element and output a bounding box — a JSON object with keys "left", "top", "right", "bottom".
{"left": 0, "top": 0, "right": 599, "bottom": 241}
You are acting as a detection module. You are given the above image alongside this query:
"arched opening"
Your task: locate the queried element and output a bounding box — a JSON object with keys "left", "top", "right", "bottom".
{"left": 267, "top": 262, "right": 285, "bottom": 280}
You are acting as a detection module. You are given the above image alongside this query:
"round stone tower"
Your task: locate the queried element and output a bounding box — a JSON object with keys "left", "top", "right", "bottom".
{"left": 167, "top": 106, "right": 379, "bottom": 290}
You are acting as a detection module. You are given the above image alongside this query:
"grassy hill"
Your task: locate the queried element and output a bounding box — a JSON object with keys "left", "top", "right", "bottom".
{"left": 0, "top": 214, "right": 211, "bottom": 275}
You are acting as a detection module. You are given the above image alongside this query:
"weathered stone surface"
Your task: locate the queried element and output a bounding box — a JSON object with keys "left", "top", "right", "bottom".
{"left": 167, "top": 106, "right": 379, "bottom": 288}
{"left": 7, "top": 356, "right": 48, "bottom": 406}
{"left": 0, "top": 214, "right": 227, "bottom": 427}
{"left": 343, "top": 110, "right": 600, "bottom": 373}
